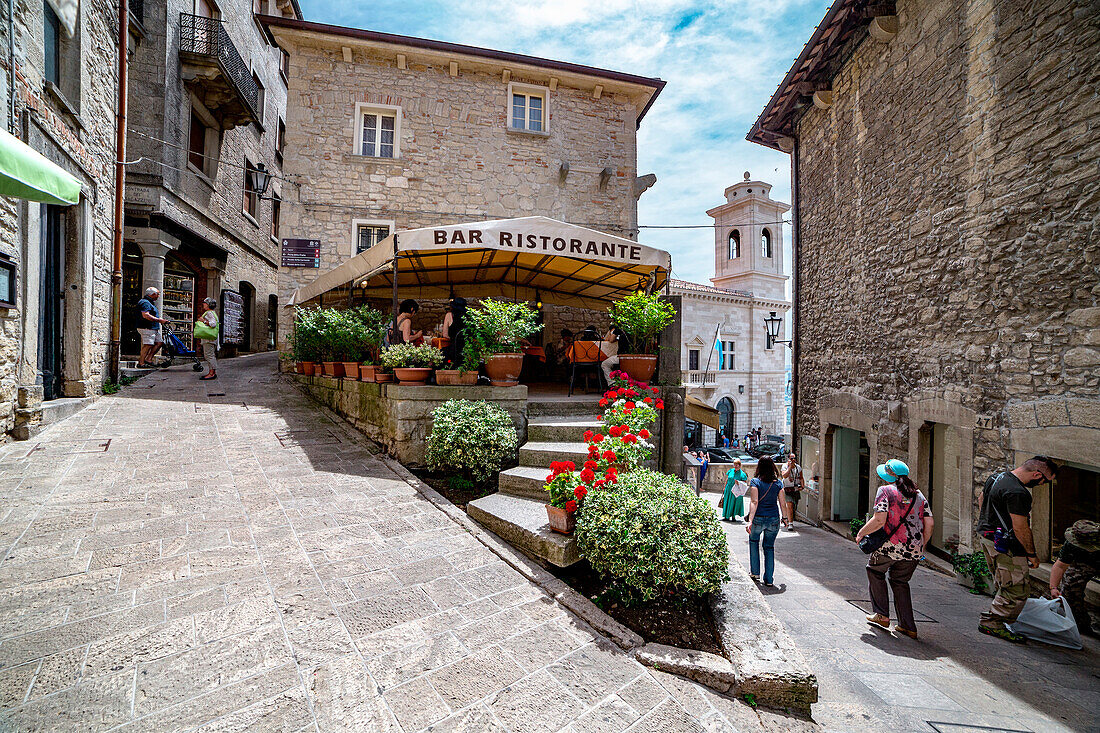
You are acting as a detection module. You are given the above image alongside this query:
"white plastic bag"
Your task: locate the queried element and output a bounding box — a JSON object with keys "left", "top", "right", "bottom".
{"left": 1007, "top": 597, "right": 1083, "bottom": 649}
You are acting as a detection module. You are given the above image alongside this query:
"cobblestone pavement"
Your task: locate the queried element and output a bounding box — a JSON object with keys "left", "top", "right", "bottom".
{"left": 0, "top": 353, "right": 812, "bottom": 732}
{"left": 707, "top": 500, "right": 1100, "bottom": 733}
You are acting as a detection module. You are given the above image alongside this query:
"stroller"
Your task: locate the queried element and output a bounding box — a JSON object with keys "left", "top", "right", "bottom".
{"left": 161, "top": 321, "right": 205, "bottom": 371}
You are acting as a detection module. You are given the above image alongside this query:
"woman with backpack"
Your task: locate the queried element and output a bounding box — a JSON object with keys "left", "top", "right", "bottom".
{"left": 855, "top": 459, "right": 934, "bottom": 639}
{"left": 745, "top": 456, "right": 789, "bottom": 586}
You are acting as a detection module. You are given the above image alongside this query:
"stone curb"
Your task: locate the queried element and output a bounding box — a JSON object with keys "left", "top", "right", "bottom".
{"left": 710, "top": 561, "right": 819, "bottom": 715}
{"left": 633, "top": 642, "right": 738, "bottom": 693}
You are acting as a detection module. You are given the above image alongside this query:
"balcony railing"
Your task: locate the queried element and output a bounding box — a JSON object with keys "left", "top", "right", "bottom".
{"left": 179, "top": 13, "right": 260, "bottom": 124}
{"left": 685, "top": 370, "right": 718, "bottom": 388}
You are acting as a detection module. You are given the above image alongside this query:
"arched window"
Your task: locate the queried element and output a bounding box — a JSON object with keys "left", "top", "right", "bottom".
{"left": 728, "top": 229, "right": 740, "bottom": 259}
{"left": 761, "top": 228, "right": 773, "bottom": 258}
{"left": 765, "top": 391, "right": 773, "bottom": 412}
{"left": 717, "top": 397, "right": 735, "bottom": 443}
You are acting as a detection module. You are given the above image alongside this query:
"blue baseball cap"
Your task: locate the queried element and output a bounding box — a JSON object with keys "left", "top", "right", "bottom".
{"left": 876, "top": 459, "right": 910, "bottom": 482}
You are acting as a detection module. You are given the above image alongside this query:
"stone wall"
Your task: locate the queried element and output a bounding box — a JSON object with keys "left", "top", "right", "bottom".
{"left": 0, "top": 0, "right": 119, "bottom": 438}
{"left": 274, "top": 29, "right": 654, "bottom": 347}
{"left": 790, "top": 0, "right": 1100, "bottom": 552}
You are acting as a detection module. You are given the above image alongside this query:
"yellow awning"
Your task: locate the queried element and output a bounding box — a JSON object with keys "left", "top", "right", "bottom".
{"left": 287, "top": 216, "right": 671, "bottom": 311}
{"left": 685, "top": 396, "right": 720, "bottom": 429}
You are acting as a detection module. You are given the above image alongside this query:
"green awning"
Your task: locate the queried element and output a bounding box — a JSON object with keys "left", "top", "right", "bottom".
{"left": 0, "top": 129, "right": 81, "bottom": 205}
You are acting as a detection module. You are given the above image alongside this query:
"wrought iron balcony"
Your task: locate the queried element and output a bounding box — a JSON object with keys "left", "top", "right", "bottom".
{"left": 179, "top": 13, "right": 260, "bottom": 128}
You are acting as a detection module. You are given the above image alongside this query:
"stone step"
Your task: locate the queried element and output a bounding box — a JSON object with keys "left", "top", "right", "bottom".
{"left": 119, "top": 367, "right": 156, "bottom": 379}
{"left": 518, "top": 441, "right": 591, "bottom": 468}
{"left": 499, "top": 466, "right": 554, "bottom": 500}
{"left": 527, "top": 399, "right": 602, "bottom": 419}
{"left": 527, "top": 419, "right": 602, "bottom": 442}
{"left": 467, "top": 493, "right": 580, "bottom": 567}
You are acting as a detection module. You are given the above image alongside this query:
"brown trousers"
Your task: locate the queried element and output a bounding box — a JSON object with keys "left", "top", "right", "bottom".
{"left": 979, "top": 537, "right": 1031, "bottom": 629}
{"left": 867, "top": 555, "right": 920, "bottom": 631}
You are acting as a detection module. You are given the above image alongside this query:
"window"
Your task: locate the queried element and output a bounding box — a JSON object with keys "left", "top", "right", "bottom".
{"left": 252, "top": 71, "right": 265, "bottom": 125}
{"left": 355, "top": 104, "right": 400, "bottom": 158}
{"left": 280, "top": 49, "right": 290, "bottom": 82}
{"left": 252, "top": 0, "right": 263, "bottom": 13}
{"left": 275, "top": 117, "right": 285, "bottom": 164}
{"left": 509, "top": 84, "right": 547, "bottom": 133}
{"left": 766, "top": 392, "right": 773, "bottom": 412}
{"left": 44, "top": 1, "right": 61, "bottom": 87}
{"left": 761, "top": 228, "right": 773, "bottom": 258}
{"left": 355, "top": 222, "right": 391, "bottom": 254}
{"left": 271, "top": 192, "right": 281, "bottom": 240}
{"left": 723, "top": 341, "right": 736, "bottom": 370}
{"left": 688, "top": 349, "right": 699, "bottom": 371}
{"left": 243, "top": 158, "right": 259, "bottom": 219}
{"left": 728, "top": 229, "right": 740, "bottom": 259}
{"left": 188, "top": 110, "right": 208, "bottom": 171}
{"left": 194, "top": 0, "right": 217, "bottom": 18}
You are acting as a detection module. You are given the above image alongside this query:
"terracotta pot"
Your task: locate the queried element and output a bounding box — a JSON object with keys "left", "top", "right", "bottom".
{"left": 393, "top": 367, "right": 433, "bottom": 384}
{"left": 376, "top": 372, "right": 394, "bottom": 383}
{"left": 618, "top": 354, "right": 657, "bottom": 383}
{"left": 341, "top": 361, "right": 359, "bottom": 379}
{"left": 484, "top": 353, "right": 522, "bottom": 386}
{"left": 435, "top": 369, "right": 478, "bottom": 386}
{"left": 359, "top": 365, "right": 376, "bottom": 382}
{"left": 295, "top": 361, "right": 304, "bottom": 374}
{"left": 301, "top": 362, "right": 316, "bottom": 376}
{"left": 545, "top": 504, "right": 576, "bottom": 535}
{"left": 321, "top": 361, "right": 339, "bottom": 377}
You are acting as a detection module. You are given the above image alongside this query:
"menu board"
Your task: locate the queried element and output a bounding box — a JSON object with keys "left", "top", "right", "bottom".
{"left": 221, "top": 289, "right": 245, "bottom": 347}
{"left": 281, "top": 238, "right": 321, "bottom": 268}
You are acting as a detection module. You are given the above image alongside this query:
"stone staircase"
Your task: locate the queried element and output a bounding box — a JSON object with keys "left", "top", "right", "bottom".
{"left": 467, "top": 398, "right": 601, "bottom": 567}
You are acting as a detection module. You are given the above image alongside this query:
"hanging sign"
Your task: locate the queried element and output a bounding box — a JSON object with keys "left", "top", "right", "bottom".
{"left": 221, "top": 289, "right": 245, "bottom": 347}
{"left": 281, "top": 238, "right": 321, "bottom": 268}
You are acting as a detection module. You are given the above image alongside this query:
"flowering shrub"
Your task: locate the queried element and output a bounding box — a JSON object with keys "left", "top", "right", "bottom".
{"left": 577, "top": 469, "right": 729, "bottom": 602}
{"left": 379, "top": 343, "right": 445, "bottom": 369}
{"left": 545, "top": 461, "right": 585, "bottom": 510}
{"left": 426, "top": 400, "right": 518, "bottom": 484}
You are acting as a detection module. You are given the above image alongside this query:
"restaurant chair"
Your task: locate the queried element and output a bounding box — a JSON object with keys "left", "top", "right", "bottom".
{"left": 568, "top": 340, "right": 603, "bottom": 396}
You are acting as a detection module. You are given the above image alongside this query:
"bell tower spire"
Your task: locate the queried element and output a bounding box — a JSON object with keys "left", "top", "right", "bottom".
{"left": 706, "top": 172, "right": 790, "bottom": 300}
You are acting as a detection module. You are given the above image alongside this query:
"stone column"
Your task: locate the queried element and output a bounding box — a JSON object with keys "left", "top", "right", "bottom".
{"left": 200, "top": 257, "right": 226, "bottom": 305}
{"left": 126, "top": 227, "right": 180, "bottom": 327}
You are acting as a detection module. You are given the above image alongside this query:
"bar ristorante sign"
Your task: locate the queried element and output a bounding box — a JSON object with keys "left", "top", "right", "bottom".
{"left": 432, "top": 227, "right": 644, "bottom": 263}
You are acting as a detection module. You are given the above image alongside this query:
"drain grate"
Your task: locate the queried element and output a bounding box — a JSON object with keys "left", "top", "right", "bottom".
{"left": 26, "top": 438, "right": 111, "bottom": 458}
{"left": 275, "top": 429, "right": 342, "bottom": 447}
{"left": 846, "top": 599, "right": 937, "bottom": 623}
{"left": 928, "top": 724, "right": 1033, "bottom": 733}
{"left": 207, "top": 392, "right": 226, "bottom": 397}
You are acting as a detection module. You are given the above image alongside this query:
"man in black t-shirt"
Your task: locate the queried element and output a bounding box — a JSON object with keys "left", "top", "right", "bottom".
{"left": 975, "top": 456, "right": 1058, "bottom": 643}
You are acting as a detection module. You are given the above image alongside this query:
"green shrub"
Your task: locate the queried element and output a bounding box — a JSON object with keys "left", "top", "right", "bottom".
{"left": 608, "top": 292, "right": 675, "bottom": 355}
{"left": 463, "top": 298, "right": 543, "bottom": 359}
{"left": 849, "top": 516, "right": 866, "bottom": 538}
{"left": 380, "top": 343, "right": 445, "bottom": 369}
{"left": 577, "top": 469, "right": 729, "bottom": 602}
{"left": 426, "top": 400, "right": 518, "bottom": 484}
{"left": 952, "top": 551, "right": 991, "bottom": 594}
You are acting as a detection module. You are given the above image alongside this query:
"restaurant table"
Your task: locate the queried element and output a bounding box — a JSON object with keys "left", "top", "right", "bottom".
{"left": 523, "top": 345, "right": 546, "bottom": 362}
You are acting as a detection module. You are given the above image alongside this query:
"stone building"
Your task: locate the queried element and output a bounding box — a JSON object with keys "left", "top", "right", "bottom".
{"left": 672, "top": 174, "right": 790, "bottom": 448}
{"left": 0, "top": 0, "right": 119, "bottom": 438}
{"left": 259, "top": 16, "right": 664, "bottom": 348}
{"left": 122, "top": 0, "right": 301, "bottom": 356}
{"left": 748, "top": 0, "right": 1100, "bottom": 574}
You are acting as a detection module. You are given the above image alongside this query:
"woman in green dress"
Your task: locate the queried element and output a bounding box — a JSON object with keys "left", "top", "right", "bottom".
{"left": 722, "top": 459, "right": 749, "bottom": 522}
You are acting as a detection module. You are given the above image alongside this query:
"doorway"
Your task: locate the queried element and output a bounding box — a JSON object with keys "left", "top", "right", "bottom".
{"left": 239, "top": 281, "right": 255, "bottom": 351}
{"left": 923, "top": 422, "right": 963, "bottom": 557}
{"left": 832, "top": 426, "right": 869, "bottom": 521}
{"left": 39, "top": 205, "right": 65, "bottom": 400}
{"left": 267, "top": 294, "right": 277, "bottom": 349}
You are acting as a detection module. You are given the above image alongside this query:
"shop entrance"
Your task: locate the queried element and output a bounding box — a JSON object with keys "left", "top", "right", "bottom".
{"left": 922, "top": 422, "right": 963, "bottom": 557}
{"left": 239, "top": 281, "right": 255, "bottom": 351}
{"left": 1050, "top": 462, "right": 1100, "bottom": 558}
{"left": 121, "top": 245, "right": 143, "bottom": 357}
{"left": 39, "top": 205, "right": 65, "bottom": 400}
{"left": 832, "top": 426, "right": 869, "bottom": 521}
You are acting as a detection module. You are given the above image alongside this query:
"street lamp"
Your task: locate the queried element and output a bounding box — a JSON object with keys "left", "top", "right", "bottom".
{"left": 248, "top": 163, "right": 272, "bottom": 197}
{"left": 763, "top": 311, "right": 792, "bottom": 350}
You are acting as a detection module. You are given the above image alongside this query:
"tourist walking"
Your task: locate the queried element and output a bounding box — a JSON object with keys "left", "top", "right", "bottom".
{"left": 721, "top": 458, "right": 749, "bottom": 522}
{"left": 136, "top": 287, "right": 169, "bottom": 368}
{"left": 781, "top": 453, "right": 804, "bottom": 530}
{"left": 745, "top": 456, "right": 788, "bottom": 586}
{"left": 1049, "top": 519, "right": 1100, "bottom": 636}
{"left": 698, "top": 451, "right": 709, "bottom": 487}
{"left": 855, "top": 459, "right": 933, "bottom": 639}
{"left": 976, "top": 456, "right": 1058, "bottom": 643}
{"left": 195, "top": 297, "right": 219, "bottom": 380}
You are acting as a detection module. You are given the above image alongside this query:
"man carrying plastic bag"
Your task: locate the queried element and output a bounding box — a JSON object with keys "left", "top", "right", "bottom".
{"left": 1048, "top": 519, "right": 1100, "bottom": 637}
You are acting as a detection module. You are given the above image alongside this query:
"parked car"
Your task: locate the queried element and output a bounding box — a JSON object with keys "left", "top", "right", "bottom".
{"left": 706, "top": 448, "right": 755, "bottom": 464}
{"left": 747, "top": 441, "right": 786, "bottom": 459}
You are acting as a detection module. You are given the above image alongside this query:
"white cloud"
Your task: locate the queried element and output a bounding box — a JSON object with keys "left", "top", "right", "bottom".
{"left": 301, "top": 0, "right": 829, "bottom": 284}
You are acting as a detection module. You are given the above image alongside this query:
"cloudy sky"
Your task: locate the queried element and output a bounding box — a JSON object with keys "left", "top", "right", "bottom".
{"left": 299, "top": 0, "right": 829, "bottom": 285}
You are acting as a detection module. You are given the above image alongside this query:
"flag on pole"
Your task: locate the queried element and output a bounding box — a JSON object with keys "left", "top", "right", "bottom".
{"left": 713, "top": 323, "right": 723, "bottom": 367}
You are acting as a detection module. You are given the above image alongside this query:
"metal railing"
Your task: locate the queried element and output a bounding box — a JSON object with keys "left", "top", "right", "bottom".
{"left": 685, "top": 370, "right": 718, "bottom": 387}
{"left": 179, "top": 13, "right": 260, "bottom": 121}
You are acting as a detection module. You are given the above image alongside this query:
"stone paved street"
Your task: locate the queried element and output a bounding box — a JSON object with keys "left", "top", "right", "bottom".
{"left": 706, "top": 499, "right": 1100, "bottom": 733}
{"left": 0, "top": 353, "right": 811, "bottom": 732}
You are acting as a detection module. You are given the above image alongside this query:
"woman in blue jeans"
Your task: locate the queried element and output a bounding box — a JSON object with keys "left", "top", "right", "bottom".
{"left": 746, "top": 456, "right": 790, "bottom": 586}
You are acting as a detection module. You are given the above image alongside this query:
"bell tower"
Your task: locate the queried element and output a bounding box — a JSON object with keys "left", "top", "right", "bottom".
{"left": 706, "top": 172, "right": 790, "bottom": 300}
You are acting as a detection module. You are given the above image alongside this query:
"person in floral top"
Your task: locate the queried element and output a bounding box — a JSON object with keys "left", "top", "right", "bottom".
{"left": 854, "top": 459, "right": 934, "bottom": 639}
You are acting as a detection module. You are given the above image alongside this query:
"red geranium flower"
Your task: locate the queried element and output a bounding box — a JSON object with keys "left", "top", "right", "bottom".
{"left": 580, "top": 468, "right": 595, "bottom": 483}
{"left": 651, "top": 386, "right": 660, "bottom": 395}
{"left": 582, "top": 430, "right": 594, "bottom": 442}
{"left": 655, "top": 399, "right": 665, "bottom": 409}
{"left": 624, "top": 434, "right": 638, "bottom": 444}
{"left": 624, "top": 401, "right": 635, "bottom": 410}
{"left": 639, "top": 429, "right": 650, "bottom": 439}
{"left": 617, "top": 388, "right": 627, "bottom": 396}
{"left": 563, "top": 461, "right": 575, "bottom": 472}
{"left": 602, "top": 450, "right": 617, "bottom": 462}
{"left": 546, "top": 474, "right": 553, "bottom": 482}
{"left": 643, "top": 397, "right": 653, "bottom": 405}
{"left": 565, "top": 500, "right": 577, "bottom": 513}
{"left": 598, "top": 399, "right": 608, "bottom": 408}
{"left": 574, "top": 485, "right": 588, "bottom": 500}
{"left": 592, "top": 433, "right": 604, "bottom": 442}
{"left": 588, "top": 446, "right": 599, "bottom": 457}
{"left": 584, "top": 460, "right": 598, "bottom": 470}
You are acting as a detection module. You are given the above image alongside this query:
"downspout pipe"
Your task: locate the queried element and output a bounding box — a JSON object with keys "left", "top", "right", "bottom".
{"left": 7, "top": 0, "right": 15, "bottom": 135}
{"left": 109, "top": 0, "right": 129, "bottom": 381}
{"left": 790, "top": 137, "right": 801, "bottom": 474}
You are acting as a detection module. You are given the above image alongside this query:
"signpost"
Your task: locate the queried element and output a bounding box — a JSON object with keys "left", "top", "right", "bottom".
{"left": 221, "top": 289, "right": 245, "bottom": 347}
{"left": 281, "top": 238, "right": 321, "bottom": 268}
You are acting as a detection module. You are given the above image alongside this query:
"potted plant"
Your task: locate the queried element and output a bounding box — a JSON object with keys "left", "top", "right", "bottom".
{"left": 291, "top": 308, "right": 323, "bottom": 376}
{"left": 435, "top": 344, "right": 480, "bottom": 386}
{"left": 608, "top": 291, "right": 676, "bottom": 382}
{"left": 544, "top": 461, "right": 582, "bottom": 534}
{"left": 315, "top": 309, "right": 343, "bottom": 377}
{"left": 464, "top": 298, "right": 542, "bottom": 386}
{"left": 379, "top": 343, "right": 445, "bottom": 384}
